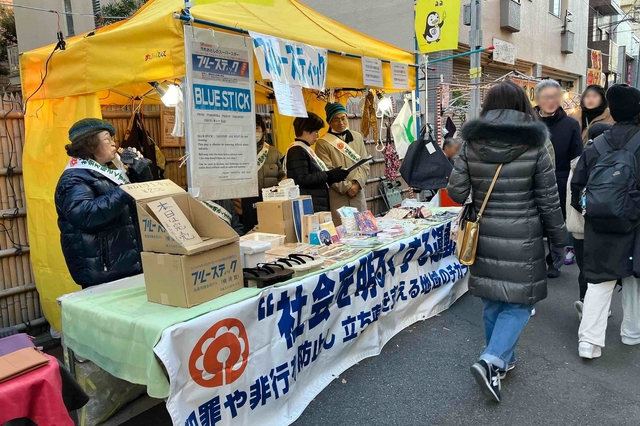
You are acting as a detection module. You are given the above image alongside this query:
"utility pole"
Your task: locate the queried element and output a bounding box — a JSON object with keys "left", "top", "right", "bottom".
{"left": 469, "top": 0, "right": 482, "bottom": 119}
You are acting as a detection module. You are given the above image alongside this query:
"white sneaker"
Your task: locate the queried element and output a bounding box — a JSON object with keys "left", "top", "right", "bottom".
{"left": 579, "top": 342, "right": 602, "bottom": 359}
{"left": 574, "top": 301, "right": 583, "bottom": 321}
{"left": 531, "top": 307, "right": 536, "bottom": 317}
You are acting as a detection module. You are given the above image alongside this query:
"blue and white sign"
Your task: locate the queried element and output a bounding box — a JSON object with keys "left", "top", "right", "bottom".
{"left": 155, "top": 222, "right": 468, "bottom": 426}
{"left": 185, "top": 28, "right": 258, "bottom": 200}
{"left": 250, "top": 32, "right": 328, "bottom": 91}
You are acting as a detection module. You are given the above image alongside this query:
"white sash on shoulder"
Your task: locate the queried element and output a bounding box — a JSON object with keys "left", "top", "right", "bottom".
{"left": 65, "top": 158, "right": 130, "bottom": 185}
{"left": 322, "top": 133, "right": 361, "bottom": 164}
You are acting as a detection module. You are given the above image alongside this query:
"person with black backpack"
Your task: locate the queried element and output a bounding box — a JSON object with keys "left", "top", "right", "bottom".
{"left": 570, "top": 84, "right": 640, "bottom": 359}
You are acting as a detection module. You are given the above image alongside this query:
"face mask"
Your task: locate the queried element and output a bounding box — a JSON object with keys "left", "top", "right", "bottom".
{"left": 256, "top": 132, "right": 263, "bottom": 143}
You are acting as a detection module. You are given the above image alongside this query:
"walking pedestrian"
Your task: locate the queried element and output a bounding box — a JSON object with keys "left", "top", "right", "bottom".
{"left": 567, "top": 122, "right": 612, "bottom": 321}
{"left": 571, "top": 84, "right": 640, "bottom": 359}
{"left": 447, "top": 82, "right": 567, "bottom": 402}
{"left": 535, "top": 79, "right": 582, "bottom": 277}
{"left": 570, "top": 84, "right": 615, "bottom": 144}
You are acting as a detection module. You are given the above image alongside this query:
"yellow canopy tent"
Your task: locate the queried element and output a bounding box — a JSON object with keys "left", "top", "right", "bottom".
{"left": 20, "top": 0, "right": 416, "bottom": 331}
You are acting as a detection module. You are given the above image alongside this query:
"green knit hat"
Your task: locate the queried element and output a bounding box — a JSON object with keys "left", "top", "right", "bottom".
{"left": 68, "top": 118, "right": 115, "bottom": 143}
{"left": 325, "top": 102, "right": 348, "bottom": 123}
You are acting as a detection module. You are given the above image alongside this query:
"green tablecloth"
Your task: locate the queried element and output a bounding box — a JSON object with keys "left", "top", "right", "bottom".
{"left": 62, "top": 276, "right": 263, "bottom": 398}
{"left": 61, "top": 213, "right": 457, "bottom": 399}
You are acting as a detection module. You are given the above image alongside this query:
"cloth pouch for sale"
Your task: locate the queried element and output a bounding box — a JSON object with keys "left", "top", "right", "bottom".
{"left": 0, "top": 347, "right": 49, "bottom": 384}
{"left": 0, "top": 334, "right": 34, "bottom": 356}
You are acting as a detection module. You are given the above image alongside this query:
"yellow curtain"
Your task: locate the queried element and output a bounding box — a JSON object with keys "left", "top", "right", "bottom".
{"left": 24, "top": 95, "right": 102, "bottom": 331}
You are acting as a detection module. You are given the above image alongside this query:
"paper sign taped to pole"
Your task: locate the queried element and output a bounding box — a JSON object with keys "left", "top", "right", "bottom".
{"left": 415, "top": 0, "right": 461, "bottom": 53}
{"left": 362, "top": 57, "right": 384, "bottom": 87}
{"left": 184, "top": 28, "right": 258, "bottom": 200}
{"left": 272, "top": 81, "right": 308, "bottom": 117}
{"left": 250, "top": 32, "right": 328, "bottom": 90}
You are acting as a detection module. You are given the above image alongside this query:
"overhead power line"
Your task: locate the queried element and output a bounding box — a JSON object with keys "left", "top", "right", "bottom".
{"left": 0, "top": 2, "right": 130, "bottom": 20}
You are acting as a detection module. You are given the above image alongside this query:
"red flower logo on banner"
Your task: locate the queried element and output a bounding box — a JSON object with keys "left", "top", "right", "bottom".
{"left": 69, "top": 158, "right": 78, "bottom": 167}
{"left": 189, "top": 318, "right": 249, "bottom": 388}
{"left": 338, "top": 142, "right": 345, "bottom": 149}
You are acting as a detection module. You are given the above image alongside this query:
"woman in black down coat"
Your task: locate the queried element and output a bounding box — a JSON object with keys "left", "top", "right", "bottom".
{"left": 285, "top": 112, "right": 349, "bottom": 212}
{"left": 447, "top": 82, "right": 568, "bottom": 403}
{"left": 55, "top": 118, "right": 153, "bottom": 289}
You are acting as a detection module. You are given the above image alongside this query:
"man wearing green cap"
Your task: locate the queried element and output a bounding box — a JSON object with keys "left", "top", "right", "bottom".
{"left": 316, "top": 102, "right": 370, "bottom": 224}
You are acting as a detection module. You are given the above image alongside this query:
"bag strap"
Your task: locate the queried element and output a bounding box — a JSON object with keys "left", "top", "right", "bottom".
{"left": 593, "top": 134, "right": 610, "bottom": 156}
{"left": 477, "top": 164, "right": 503, "bottom": 219}
{"left": 624, "top": 130, "right": 640, "bottom": 154}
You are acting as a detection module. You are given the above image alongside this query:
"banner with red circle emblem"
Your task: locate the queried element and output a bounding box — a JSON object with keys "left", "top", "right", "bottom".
{"left": 154, "top": 221, "right": 468, "bottom": 426}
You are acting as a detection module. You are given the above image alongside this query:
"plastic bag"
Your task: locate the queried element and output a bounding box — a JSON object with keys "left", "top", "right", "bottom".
{"left": 64, "top": 349, "right": 146, "bottom": 426}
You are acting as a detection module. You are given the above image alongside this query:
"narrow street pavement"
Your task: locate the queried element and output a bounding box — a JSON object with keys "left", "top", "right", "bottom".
{"left": 127, "top": 261, "right": 640, "bottom": 426}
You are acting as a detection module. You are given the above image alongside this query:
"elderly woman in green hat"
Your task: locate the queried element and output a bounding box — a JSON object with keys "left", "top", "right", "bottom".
{"left": 315, "top": 102, "right": 370, "bottom": 224}
{"left": 55, "top": 118, "right": 153, "bottom": 289}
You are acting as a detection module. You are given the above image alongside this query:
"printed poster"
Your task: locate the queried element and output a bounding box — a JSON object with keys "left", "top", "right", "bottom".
{"left": 362, "top": 57, "right": 384, "bottom": 87}
{"left": 272, "top": 81, "right": 308, "bottom": 118}
{"left": 250, "top": 32, "right": 328, "bottom": 90}
{"left": 415, "top": 0, "right": 461, "bottom": 53}
{"left": 185, "top": 28, "right": 258, "bottom": 200}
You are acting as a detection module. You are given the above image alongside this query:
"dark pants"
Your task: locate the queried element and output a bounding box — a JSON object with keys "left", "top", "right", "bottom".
{"left": 241, "top": 196, "right": 260, "bottom": 233}
{"left": 574, "top": 238, "right": 587, "bottom": 301}
{"left": 546, "top": 176, "right": 570, "bottom": 268}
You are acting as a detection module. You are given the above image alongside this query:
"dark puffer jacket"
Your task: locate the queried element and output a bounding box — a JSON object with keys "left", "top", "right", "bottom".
{"left": 55, "top": 167, "right": 150, "bottom": 288}
{"left": 286, "top": 141, "right": 331, "bottom": 212}
{"left": 447, "top": 110, "right": 568, "bottom": 305}
{"left": 571, "top": 123, "right": 640, "bottom": 283}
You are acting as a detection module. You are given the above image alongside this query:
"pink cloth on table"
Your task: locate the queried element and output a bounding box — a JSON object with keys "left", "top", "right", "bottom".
{"left": 0, "top": 354, "right": 74, "bottom": 426}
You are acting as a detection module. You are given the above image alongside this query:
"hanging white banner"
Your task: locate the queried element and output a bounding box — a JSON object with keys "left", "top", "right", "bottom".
{"left": 249, "top": 31, "right": 328, "bottom": 90}
{"left": 185, "top": 28, "right": 258, "bottom": 200}
{"left": 154, "top": 222, "right": 468, "bottom": 426}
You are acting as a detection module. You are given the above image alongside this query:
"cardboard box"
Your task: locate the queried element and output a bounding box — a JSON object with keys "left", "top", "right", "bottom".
{"left": 141, "top": 245, "right": 242, "bottom": 308}
{"left": 257, "top": 198, "right": 311, "bottom": 244}
{"left": 121, "top": 180, "right": 239, "bottom": 255}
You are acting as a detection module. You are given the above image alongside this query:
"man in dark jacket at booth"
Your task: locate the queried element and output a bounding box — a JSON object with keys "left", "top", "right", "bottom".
{"left": 571, "top": 84, "right": 640, "bottom": 359}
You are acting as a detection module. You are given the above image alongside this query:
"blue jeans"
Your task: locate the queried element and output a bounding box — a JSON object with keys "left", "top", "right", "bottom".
{"left": 480, "top": 298, "right": 533, "bottom": 371}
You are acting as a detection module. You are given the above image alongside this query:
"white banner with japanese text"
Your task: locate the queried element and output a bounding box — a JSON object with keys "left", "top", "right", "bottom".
{"left": 185, "top": 27, "right": 258, "bottom": 200}
{"left": 154, "top": 222, "right": 468, "bottom": 426}
{"left": 249, "top": 31, "right": 328, "bottom": 90}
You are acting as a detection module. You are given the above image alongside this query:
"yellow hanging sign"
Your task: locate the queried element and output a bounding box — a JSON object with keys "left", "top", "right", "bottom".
{"left": 415, "top": 0, "right": 461, "bottom": 54}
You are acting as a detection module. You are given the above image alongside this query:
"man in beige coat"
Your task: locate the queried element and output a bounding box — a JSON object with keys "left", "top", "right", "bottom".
{"left": 315, "top": 102, "right": 370, "bottom": 224}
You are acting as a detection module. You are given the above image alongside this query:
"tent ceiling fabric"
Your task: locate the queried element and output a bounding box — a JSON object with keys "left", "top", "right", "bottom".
{"left": 20, "top": 0, "right": 415, "bottom": 102}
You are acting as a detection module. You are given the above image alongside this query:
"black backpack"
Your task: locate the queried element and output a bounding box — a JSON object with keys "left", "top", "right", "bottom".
{"left": 583, "top": 131, "right": 640, "bottom": 233}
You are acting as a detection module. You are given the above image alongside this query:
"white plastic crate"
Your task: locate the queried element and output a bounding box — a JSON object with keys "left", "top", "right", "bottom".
{"left": 240, "top": 232, "right": 286, "bottom": 248}
{"left": 261, "top": 185, "right": 300, "bottom": 201}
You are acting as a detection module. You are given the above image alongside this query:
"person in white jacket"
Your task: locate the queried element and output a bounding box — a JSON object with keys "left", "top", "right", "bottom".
{"left": 566, "top": 122, "right": 612, "bottom": 320}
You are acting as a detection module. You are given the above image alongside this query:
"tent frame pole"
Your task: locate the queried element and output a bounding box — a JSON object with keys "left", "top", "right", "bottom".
{"left": 173, "top": 14, "right": 418, "bottom": 68}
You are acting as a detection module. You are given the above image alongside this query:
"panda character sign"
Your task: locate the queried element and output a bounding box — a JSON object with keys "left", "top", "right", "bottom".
{"left": 423, "top": 11, "right": 446, "bottom": 44}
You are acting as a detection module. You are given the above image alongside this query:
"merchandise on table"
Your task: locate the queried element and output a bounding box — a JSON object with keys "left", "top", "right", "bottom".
{"left": 239, "top": 239, "right": 271, "bottom": 268}
{"left": 121, "top": 180, "right": 242, "bottom": 308}
{"left": 255, "top": 196, "right": 313, "bottom": 243}
{"left": 273, "top": 254, "right": 324, "bottom": 278}
{"left": 261, "top": 180, "right": 301, "bottom": 201}
{"left": 243, "top": 263, "right": 294, "bottom": 288}
{"left": 354, "top": 210, "right": 379, "bottom": 233}
{"left": 239, "top": 232, "right": 286, "bottom": 248}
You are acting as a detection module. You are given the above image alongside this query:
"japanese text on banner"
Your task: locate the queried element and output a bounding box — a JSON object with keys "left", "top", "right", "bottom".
{"left": 250, "top": 31, "right": 328, "bottom": 90}
{"left": 154, "top": 222, "right": 469, "bottom": 426}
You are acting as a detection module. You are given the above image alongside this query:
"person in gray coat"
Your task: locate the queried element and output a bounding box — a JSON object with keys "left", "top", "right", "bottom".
{"left": 447, "top": 81, "right": 568, "bottom": 403}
